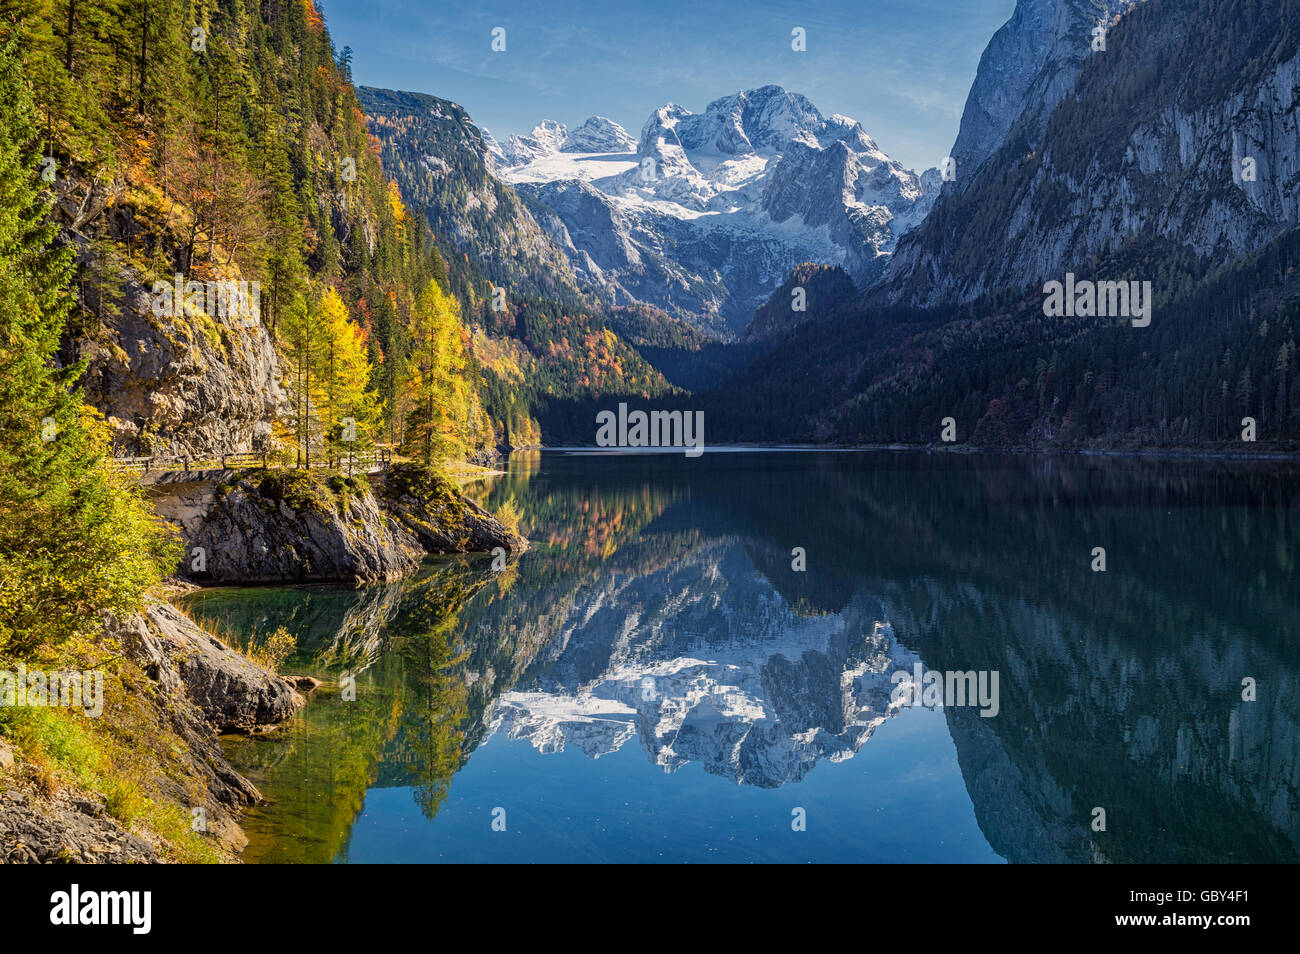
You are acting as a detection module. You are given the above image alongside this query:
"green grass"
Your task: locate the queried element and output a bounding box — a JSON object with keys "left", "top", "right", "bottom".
{"left": 0, "top": 668, "right": 225, "bottom": 864}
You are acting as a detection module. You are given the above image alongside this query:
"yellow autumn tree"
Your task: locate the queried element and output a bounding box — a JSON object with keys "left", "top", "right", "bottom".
{"left": 314, "top": 287, "right": 380, "bottom": 468}
{"left": 403, "top": 279, "right": 479, "bottom": 464}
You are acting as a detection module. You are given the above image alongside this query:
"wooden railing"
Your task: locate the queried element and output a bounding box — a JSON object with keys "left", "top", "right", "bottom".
{"left": 110, "top": 447, "right": 392, "bottom": 477}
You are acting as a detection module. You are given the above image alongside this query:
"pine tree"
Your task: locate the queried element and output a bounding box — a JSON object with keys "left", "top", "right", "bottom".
{"left": 0, "top": 37, "right": 175, "bottom": 658}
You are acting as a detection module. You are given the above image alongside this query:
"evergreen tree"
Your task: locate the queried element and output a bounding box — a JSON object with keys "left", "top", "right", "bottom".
{"left": 0, "top": 37, "right": 175, "bottom": 658}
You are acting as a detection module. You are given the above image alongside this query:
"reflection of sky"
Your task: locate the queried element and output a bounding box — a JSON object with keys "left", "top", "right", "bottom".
{"left": 343, "top": 705, "right": 1002, "bottom": 863}
{"left": 326, "top": 0, "right": 1015, "bottom": 171}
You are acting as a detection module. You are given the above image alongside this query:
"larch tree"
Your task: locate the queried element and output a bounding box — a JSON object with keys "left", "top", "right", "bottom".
{"left": 404, "top": 278, "right": 473, "bottom": 465}
{"left": 313, "top": 286, "right": 378, "bottom": 468}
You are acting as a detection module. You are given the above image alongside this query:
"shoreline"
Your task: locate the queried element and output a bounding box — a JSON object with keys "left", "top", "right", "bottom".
{"left": 533, "top": 443, "right": 1300, "bottom": 463}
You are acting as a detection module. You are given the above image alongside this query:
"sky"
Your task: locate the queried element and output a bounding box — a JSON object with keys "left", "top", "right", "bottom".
{"left": 322, "top": 0, "right": 1016, "bottom": 172}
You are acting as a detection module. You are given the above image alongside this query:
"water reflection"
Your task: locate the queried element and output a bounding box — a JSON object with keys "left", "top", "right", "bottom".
{"left": 184, "top": 450, "right": 1300, "bottom": 863}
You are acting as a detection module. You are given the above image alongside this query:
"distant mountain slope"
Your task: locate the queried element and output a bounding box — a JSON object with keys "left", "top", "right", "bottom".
{"left": 887, "top": 0, "right": 1296, "bottom": 307}
{"left": 357, "top": 87, "right": 585, "bottom": 306}
{"left": 946, "top": 0, "right": 1137, "bottom": 188}
{"left": 356, "top": 87, "right": 676, "bottom": 445}
{"left": 703, "top": 0, "right": 1300, "bottom": 451}
{"left": 744, "top": 264, "right": 857, "bottom": 343}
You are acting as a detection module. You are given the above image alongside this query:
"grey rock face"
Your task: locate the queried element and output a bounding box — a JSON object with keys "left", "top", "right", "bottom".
{"left": 68, "top": 257, "right": 282, "bottom": 458}
{"left": 888, "top": 0, "right": 1300, "bottom": 307}
{"left": 947, "top": 0, "right": 1132, "bottom": 186}
{"left": 358, "top": 88, "right": 587, "bottom": 304}
{"left": 380, "top": 464, "right": 524, "bottom": 555}
{"left": 185, "top": 473, "right": 422, "bottom": 585}
{"left": 169, "top": 467, "right": 522, "bottom": 586}
{"left": 761, "top": 124, "right": 932, "bottom": 283}
{"left": 0, "top": 787, "right": 162, "bottom": 864}
{"left": 108, "top": 605, "right": 267, "bottom": 821}
{"left": 1, "top": 597, "right": 294, "bottom": 862}
{"left": 637, "top": 85, "right": 825, "bottom": 159}
{"left": 137, "top": 602, "right": 305, "bottom": 733}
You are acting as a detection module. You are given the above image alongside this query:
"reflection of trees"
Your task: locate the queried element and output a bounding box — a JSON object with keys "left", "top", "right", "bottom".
{"left": 203, "top": 452, "right": 1300, "bottom": 862}
{"left": 207, "top": 560, "right": 494, "bottom": 858}
{"left": 457, "top": 452, "right": 1300, "bottom": 860}
{"left": 385, "top": 566, "right": 481, "bottom": 819}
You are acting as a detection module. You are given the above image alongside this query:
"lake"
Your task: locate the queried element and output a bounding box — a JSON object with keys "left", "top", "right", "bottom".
{"left": 180, "top": 449, "right": 1300, "bottom": 863}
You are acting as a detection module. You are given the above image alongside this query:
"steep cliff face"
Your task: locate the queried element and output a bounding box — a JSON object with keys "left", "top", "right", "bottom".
{"left": 946, "top": 0, "right": 1134, "bottom": 187}
{"left": 888, "top": 0, "right": 1298, "bottom": 307}
{"left": 59, "top": 200, "right": 283, "bottom": 458}
{"left": 356, "top": 87, "right": 586, "bottom": 303}
{"left": 518, "top": 179, "right": 709, "bottom": 309}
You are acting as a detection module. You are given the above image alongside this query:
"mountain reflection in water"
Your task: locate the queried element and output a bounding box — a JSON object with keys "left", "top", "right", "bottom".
{"left": 182, "top": 450, "right": 1300, "bottom": 863}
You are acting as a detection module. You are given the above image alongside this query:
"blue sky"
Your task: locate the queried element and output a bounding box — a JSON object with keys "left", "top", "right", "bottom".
{"left": 323, "top": 0, "right": 1015, "bottom": 171}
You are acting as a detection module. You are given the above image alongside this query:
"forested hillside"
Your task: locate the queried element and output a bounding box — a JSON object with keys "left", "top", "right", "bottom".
{"left": 701, "top": 0, "right": 1300, "bottom": 451}
{"left": 705, "top": 229, "right": 1300, "bottom": 449}
{"left": 0, "top": 0, "right": 527, "bottom": 859}
{"left": 357, "top": 85, "right": 676, "bottom": 445}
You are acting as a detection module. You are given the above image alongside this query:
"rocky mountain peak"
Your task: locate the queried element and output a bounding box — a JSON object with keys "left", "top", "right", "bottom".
{"left": 562, "top": 116, "right": 635, "bottom": 153}
{"left": 501, "top": 119, "right": 569, "bottom": 165}
{"left": 947, "top": 0, "right": 1138, "bottom": 186}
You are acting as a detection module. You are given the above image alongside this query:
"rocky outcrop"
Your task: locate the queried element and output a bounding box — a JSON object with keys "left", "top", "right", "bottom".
{"left": 113, "top": 599, "right": 304, "bottom": 849}
{"left": 135, "top": 602, "right": 304, "bottom": 733}
{"left": 381, "top": 463, "right": 523, "bottom": 554}
{"left": 62, "top": 224, "right": 283, "bottom": 457}
{"left": 169, "top": 465, "right": 523, "bottom": 585}
{"left": 0, "top": 600, "right": 305, "bottom": 863}
{"left": 0, "top": 786, "right": 162, "bottom": 864}
{"left": 106, "top": 606, "right": 284, "bottom": 811}
{"left": 183, "top": 471, "right": 421, "bottom": 585}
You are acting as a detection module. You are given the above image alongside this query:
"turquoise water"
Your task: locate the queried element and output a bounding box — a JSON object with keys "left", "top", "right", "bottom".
{"left": 184, "top": 450, "right": 1300, "bottom": 863}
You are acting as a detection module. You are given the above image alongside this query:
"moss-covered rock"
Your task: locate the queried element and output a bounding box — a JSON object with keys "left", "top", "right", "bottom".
{"left": 380, "top": 463, "right": 526, "bottom": 556}
{"left": 186, "top": 469, "right": 421, "bottom": 585}
{"left": 169, "top": 465, "right": 524, "bottom": 585}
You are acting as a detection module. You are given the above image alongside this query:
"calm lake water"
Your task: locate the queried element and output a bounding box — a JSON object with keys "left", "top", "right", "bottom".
{"left": 181, "top": 450, "right": 1300, "bottom": 863}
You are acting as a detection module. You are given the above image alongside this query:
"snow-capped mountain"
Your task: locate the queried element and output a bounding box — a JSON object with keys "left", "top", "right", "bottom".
{"left": 499, "top": 118, "right": 569, "bottom": 166}
{"left": 497, "top": 86, "right": 938, "bottom": 336}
